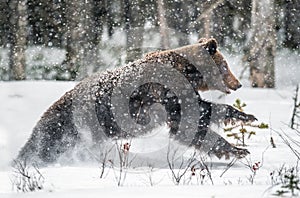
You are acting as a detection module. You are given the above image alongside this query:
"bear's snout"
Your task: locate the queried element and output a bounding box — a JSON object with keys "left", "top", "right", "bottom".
{"left": 224, "top": 74, "right": 242, "bottom": 91}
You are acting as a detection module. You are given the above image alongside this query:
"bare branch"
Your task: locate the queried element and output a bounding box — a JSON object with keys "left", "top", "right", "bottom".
{"left": 198, "top": 155, "right": 214, "bottom": 185}
{"left": 167, "top": 142, "right": 197, "bottom": 185}
{"left": 272, "top": 128, "right": 300, "bottom": 160}
{"left": 11, "top": 160, "right": 44, "bottom": 192}
{"left": 220, "top": 158, "right": 238, "bottom": 178}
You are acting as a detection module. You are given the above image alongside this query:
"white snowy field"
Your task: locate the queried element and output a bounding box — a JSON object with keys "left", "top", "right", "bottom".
{"left": 0, "top": 80, "right": 300, "bottom": 198}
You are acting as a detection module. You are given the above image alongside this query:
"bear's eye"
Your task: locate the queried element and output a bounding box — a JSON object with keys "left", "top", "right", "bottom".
{"left": 220, "top": 63, "right": 228, "bottom": 74}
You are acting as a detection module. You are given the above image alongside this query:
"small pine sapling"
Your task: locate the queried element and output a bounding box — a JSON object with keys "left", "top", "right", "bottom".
{"left": 224, "top": 99, "right": 268, "bottom": 146}
{"left": 281, "top": 168, "right": 300, "bottom": 196}
{"left": 233, "top": 98, "right": 246, "bottom": 111}
{"left": 271, "top": 165, "right": 300, "bottom": 196}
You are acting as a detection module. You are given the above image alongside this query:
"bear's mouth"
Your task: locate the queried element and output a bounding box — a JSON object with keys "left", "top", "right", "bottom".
{"left": 225, "top": 85, "right": 242, "bottom": 94}
{"left": 226, "top": 86, "right": 241, "bottom": 94}
{"left": 227, "top": 83, "right": 242, "bottom": 93}
{"left": 225, "top": 88, "right": 231, "bottom": 94}
{"left": 224, "top": 80, "right": 242, "bottom": 94}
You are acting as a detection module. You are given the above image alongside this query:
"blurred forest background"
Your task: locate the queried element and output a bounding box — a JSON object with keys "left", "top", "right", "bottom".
{"left": 0, "top": 0, "right": 299, "bottom": 88}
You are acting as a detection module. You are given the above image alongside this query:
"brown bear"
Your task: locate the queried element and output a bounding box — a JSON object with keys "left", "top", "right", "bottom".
{"left": 17, "top": 38, "right": 255, "bottom": 165}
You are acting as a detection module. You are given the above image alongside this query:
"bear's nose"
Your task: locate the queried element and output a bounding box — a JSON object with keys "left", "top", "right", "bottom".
{"left": 237, "top": 83, "right": 242, "bottom": 89}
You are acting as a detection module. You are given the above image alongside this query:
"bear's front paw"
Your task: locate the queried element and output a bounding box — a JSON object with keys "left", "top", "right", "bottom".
{"left": 225, "top": 113, "right": 257, "bottom": 126}
{"left": 242, "top": 113, "right": 257, "bottom": 123}
{"left": 230, "top": 147, "right": 250, "bottom": 159}
{"left": 211, "top": 145, "right": 250, "bottom": 160}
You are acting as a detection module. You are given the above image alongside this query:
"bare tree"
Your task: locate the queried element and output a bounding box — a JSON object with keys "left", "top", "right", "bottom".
{"left": 246, "top": 0, "right": 276, "bottom": 88}
{"left": 8, "top": 0, "right": 28, "bottom": 80}
{"left": 157, "top": 0, "right": 170, "bottom": 49}
{"left": 124, "top": 0, "right": 145, "bottom": 63}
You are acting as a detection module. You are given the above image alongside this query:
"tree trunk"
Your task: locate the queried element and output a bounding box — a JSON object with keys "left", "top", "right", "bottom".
{"left": 157, "top": 0, "right": 170, "bottom": 49}
{"left": 196, "top": 0, "right": 224, "bottom": 39}
{"left": 283, "top": 0, "right": 300, "bottom": 49}
{"left": 177, "top": 1, "right": 189, "bottom": 46}
{"left": 0, "top": 2, "right": 10, "bottom": 47}
{"left": 8, "top": 0, "right": 28, "bottom": 80}
{"left": 203, "top": 13, "right": 211, "bottom": 38}
{"left": 124, "top": 0, "right": 145, "bottom": 63}
{"left": 247, "top": 0, "right": 276, "bottom": 88}
{"left": 63, "top": 0, "right": 100, "bottom": 80}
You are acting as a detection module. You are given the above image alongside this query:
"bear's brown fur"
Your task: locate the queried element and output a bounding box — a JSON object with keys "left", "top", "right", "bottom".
{"left": 17, "top": 38, "right": 255, "bottom": 164}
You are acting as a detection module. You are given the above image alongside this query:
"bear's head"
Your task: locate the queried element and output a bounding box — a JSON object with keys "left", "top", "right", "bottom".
{"left": 198, "top": 38, "right": 242, "bottom": 93}
{"left": 144, "top": 38, "right": 241, "bottom": 94}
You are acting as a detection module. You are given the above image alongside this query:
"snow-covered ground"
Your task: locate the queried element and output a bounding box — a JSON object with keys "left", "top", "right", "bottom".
{"left": 1, "top": 80, "right": 300, "bottom": 197}
{"left": 0, "top": 36, "right": 299, "bottom": 197}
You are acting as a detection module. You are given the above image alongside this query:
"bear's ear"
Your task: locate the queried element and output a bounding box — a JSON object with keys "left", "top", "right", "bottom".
{"left": 198, "top": 38, "right": 207, "bottom": 44}
{"left": 198, "top": 38, "right": 218, "bottom": 55}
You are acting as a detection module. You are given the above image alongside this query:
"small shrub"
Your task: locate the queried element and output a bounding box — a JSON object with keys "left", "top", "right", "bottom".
{"left": 11, "top": 160, "right": 45, "bottom": 192}
{"left": 109, "top": 141, "right": 136, "bottom": 186}
{"left": 224, "top": 99, "right": 268, "bottom": 146}
{"left": 271, "top": 164, "right": 300, "bottom": 196}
